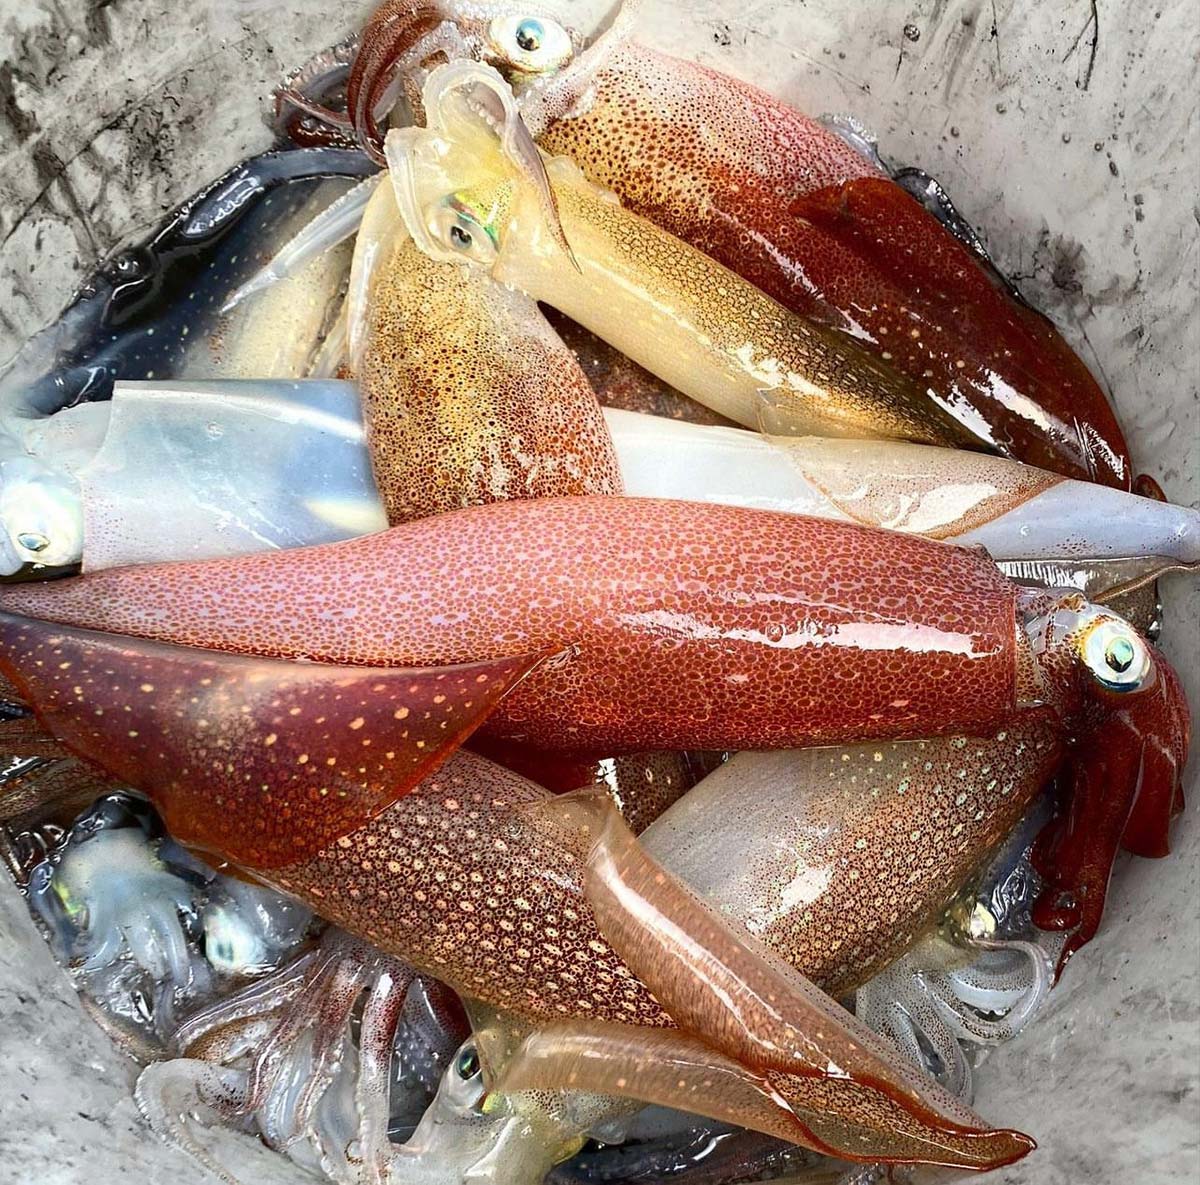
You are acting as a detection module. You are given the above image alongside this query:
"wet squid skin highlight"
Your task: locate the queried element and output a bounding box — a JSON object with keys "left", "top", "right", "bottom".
{"left": 0, "top": 494, "right": 1188, "bottom": 975}
{"left": 341, "top": 2, "right": 1133, "bottom": 486}
{"left": 533, "top": 39, "right": 1132, "bottom": 486}
{"left": 388, "top": 74, "right": 972, "bottom": 449}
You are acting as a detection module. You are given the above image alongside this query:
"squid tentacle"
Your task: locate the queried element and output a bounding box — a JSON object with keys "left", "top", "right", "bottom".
{"left": 354, "top": 962, "right": 414, "bottom": 1185}
{"left": 856, "top": 933, "right": 1056, "bottom": 1104}
{"left": 135, "top": 1061, "right": 256, "bottom": 1185}
{"left": 1033, "top": 650, "right": 1190, "bottom": 978}
{"left": 173, "top": 949, "right": 320, "bottom": 1054}
{"left": 222, "top": 174, "right": 382, "bottom": 313}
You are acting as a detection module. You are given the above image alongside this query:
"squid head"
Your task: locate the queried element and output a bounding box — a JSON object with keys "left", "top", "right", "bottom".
{"left": 1022, "top": 593, "right": 1191, "bottom": 976}
{"left": 388, "top": 58, "right": 574, "bottom": 269}
{"left": 343, "top": 0, "right": 635, "bottom": 155}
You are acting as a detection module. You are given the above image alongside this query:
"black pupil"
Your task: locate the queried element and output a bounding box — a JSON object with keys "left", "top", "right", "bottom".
{"left": 450, "top": 224, "right": 473, "bottom": 249}
{"left": 516, "top": 21, "right": 542, "bottom": 51}
{"left": 457, "top": 1047, "right": 480, "bottom": 1079}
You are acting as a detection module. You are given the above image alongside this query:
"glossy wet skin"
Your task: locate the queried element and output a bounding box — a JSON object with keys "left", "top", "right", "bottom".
{"left": 388, "top": 76, "right": 972, "bottom": 448}
{"left": 644, "top": 721, "right": 1065, "bottom": 997}
{"left": 347, "top": 3, "right": 1132, "bottom": 486}
{"left": 532, "top": 40, "right": 1131, "bottom": 486}
{"left": 0, "top": 497, "right": 1023, "bottom": 754}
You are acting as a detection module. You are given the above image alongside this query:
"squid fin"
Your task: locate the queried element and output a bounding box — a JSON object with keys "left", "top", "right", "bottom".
{"left": 528, "top": 788, "right": 1034, "bottom": 1171}
{"left": 498, "top": 1017, "right": 1032, "bottom": 1171}
{"left": 0, "top": 612, "right": 552, "bottom": 871}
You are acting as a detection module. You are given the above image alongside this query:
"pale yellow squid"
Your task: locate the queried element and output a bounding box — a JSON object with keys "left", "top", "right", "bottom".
{"left": 383, "top": 61, "right": 975, "bottom": 446}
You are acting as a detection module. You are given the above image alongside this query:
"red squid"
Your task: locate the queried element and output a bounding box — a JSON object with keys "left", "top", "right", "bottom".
{"left": 0, "top": 496, "right": 1189, "bottom": 972}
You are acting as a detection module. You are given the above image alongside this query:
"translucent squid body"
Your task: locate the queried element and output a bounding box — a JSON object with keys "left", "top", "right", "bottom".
{"left": 0, "top": 146, "right": 376, "bottom": 576}
{"left": 14, "top": 378, "right": 1198, "bottom": 612}
{"left": 334, "top": 0, "right": 1134, "bottom": 487}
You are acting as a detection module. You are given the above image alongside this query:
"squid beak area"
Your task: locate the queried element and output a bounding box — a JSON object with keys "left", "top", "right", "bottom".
{"left": 1032, "top": 647, "right": 1191, "bottom": 981}
{"left": 347, "top": 2, "right": 452, "bottom": 160}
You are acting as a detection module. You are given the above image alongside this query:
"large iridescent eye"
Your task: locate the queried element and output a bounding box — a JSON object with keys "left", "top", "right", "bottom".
{"left": 456, "top": 1044, "right": 481, "bottom": 1081}
{"left": 488, "top": 14, "right": 574, "bottom": 75}
{"left": 444, "top": 1039, "right": 489, "bottom": 1115}
{"left": 431, "top": 198, "right": 499, "bottom": 267}
{"left": 1079, "top": 615, "right": 1152, "bottom": 693}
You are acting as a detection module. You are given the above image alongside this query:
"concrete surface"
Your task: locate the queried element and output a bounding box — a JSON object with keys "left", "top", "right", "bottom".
{"left": 0, "top": 1, "right": 1196, "bottom": 1183}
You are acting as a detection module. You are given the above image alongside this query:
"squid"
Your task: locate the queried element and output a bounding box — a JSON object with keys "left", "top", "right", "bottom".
{"left": 347, "top": 174, "right": 623, "bottom": 523}
{"left": 380, "top": 62, "right": 970, "bottom": 448}
{"left": 133, "top": 720, "right": 1063, "bottom": 1184}
{"left": 15, "top": 381, "right": 1198, "bottom": 612}
{"left": 122, "top": 717, "right": 1074, "bottom": 1182}
{"left": 325, "top": 0, "right": 1134, "bottom": 488}
{"left": 0, "top": 145, "right": 375, "bottom": 576}
{"left": 0, "top": 493, "right": 1190, "bottom": 970}
{"left": 0, "top": 615, "right": 1047, "bottom": 1171}
{"left": 18, "top": 792, "right": 314, "bottom": 1049}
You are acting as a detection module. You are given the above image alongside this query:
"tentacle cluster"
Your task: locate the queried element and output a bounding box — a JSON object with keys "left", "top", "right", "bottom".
{"left": 140, "top": 929, "right": 417, "bottom": 1185}
{"left": 855, "top": 930, "right": 1053, "bottom": 1103}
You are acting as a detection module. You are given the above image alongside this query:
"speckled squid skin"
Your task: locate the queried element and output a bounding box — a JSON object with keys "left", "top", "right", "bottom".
{"left": 532, "top": 40, "right": 1132, "bottom": 488}
{"left": 644, "top": 721, "right": 1065, "bottom": 998}
{"left": 273, "top": 750, "right": 667, "bottom": 1024}
{"left": 463, "top": 158, "right": 972, "bottom": 447}
{"left": 0, "top": 497, "right": 1021, "bottom": 753}
{"left": 269, "top": 751, "right": 1032, "bottom": 1168}
{"left": 358, "top": 211, "right": 622, "bottom": 524}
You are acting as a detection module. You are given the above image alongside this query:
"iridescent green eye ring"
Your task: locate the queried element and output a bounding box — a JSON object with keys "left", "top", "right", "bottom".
{"left": 1078, "top": 614, "right": 1151, "bottom": 693}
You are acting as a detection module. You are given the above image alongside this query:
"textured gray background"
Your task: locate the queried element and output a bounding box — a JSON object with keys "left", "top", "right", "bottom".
{"left": 0, "top": 2, "right": 1197, "bottom": 1183}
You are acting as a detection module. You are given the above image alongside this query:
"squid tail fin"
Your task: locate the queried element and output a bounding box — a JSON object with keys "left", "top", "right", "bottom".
{"left": 515, "top": 788, "right": 1034, "bottom": 1172}
{"left": 0, "top": 611, "right": 553, "bottom": 873}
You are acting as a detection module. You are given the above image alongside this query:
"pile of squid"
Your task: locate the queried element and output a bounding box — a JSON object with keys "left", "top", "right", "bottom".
{"left": 0, "top": 3, "right": 1195, "bottom": 1183}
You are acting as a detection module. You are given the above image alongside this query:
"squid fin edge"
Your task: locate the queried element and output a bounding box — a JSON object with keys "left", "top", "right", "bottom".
{"left": 0, "top": 609, "right": 570, "bottom": 869}
{"left": 496, "top": 1019, "right": 1035, "bottom": 1171}
{"left": 521, "top": 788, "right": 1035, "bottom": 1168}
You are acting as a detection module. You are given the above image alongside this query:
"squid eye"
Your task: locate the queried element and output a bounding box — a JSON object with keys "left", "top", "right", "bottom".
{"left": 432, "top": 201, "right": 499, "bottom": 267}
{"left": 1079, "top": 616, "right": 1152, "bottom": 693}
{"left": 17, "top": 531, "right": 50, "bottom": 554}
{"left": 488, "top": 13, "right": 574, "bottom": 75}
{"left": 516, "top": 18, "right": 543, "bottom": 51}
{"left": 456, "top": 1044, "right": 481, "bottom": 1080}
